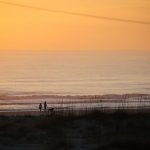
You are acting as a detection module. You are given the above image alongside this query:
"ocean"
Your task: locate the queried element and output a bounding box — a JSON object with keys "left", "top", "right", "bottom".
{"left": 0, "top": 51, "right": 150, "bottom": 111}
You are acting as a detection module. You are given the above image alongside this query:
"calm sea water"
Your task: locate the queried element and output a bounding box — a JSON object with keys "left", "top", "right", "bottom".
{"left": 0, "top": 51, "right": 150, "bottom": 96}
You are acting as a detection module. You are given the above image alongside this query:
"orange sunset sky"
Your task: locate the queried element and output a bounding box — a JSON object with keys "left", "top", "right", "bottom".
{"left": 0, "top": 0, "right": 150, "bottom": 52}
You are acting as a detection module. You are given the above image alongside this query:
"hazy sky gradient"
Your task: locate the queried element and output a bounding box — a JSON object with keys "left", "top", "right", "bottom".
{"left": 0, "top": 0, "right": 150, "bottom": 52}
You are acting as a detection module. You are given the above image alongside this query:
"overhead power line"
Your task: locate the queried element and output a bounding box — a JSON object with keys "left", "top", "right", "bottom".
{"left": 0, "top": 0, "right": 150, "bottom": 25}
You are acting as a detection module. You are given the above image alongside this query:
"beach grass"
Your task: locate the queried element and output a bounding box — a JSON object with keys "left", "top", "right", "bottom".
{"left": 0, "top": 110, "right": 150, "bottom": 150}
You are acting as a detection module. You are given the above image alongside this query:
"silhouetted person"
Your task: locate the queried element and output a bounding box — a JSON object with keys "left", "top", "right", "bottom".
{"left": 44, "top": 101, "right": 47, "bottom": 112}
{"left": 39, "top": 103, "right": 42, "bottom": 112}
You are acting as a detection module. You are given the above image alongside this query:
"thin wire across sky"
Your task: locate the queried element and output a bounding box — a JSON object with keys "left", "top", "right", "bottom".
{"left": 0, "top": 0, "right": 150, "bottom": 25}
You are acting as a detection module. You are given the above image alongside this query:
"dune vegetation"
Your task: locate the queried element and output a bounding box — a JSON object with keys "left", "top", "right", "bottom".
{"left": 0, "top": 110, "right": 150, "bottom": 150}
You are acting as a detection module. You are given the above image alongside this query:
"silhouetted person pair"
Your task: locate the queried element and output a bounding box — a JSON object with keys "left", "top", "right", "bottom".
{"left": 39, "top": 101, "right": 47, "bottom": 112}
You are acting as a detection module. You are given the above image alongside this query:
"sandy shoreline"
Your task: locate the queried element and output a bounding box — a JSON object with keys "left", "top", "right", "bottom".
{"left": 0, "top": 93, "right": 149, "bottom": 116}
{"left": 1, "top": 107, "right": 150, "bottom": 116}
{"left": 0, "top": 111, "right": 45, "bottom": 116}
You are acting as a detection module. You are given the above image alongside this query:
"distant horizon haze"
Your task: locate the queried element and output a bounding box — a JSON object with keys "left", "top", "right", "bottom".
{"left": 0, "top": 51, "right": 149, "bottom": 95}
